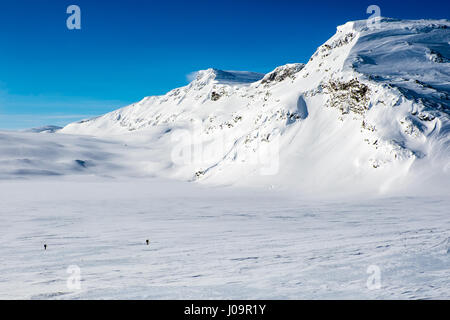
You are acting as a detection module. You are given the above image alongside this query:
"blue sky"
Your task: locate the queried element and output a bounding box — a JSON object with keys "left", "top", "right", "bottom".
{"left": 0, "top": 0, "right": 448, "bottom": 129}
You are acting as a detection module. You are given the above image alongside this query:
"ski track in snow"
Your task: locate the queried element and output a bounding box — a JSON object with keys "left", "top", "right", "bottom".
{"left": 0, "top": 178, "right": 448, "bottom": 299}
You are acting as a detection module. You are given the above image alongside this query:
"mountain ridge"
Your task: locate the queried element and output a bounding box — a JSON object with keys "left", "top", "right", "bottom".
{"left": 37, "top": 18, "right": 450, "bottom": 193}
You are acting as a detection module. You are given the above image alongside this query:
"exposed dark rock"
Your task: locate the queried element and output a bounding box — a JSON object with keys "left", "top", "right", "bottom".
{"left": 261, "top": 64, "right": 305, "bottom": 85}
{"left": 211, "top": 91, "right": 221, "bottom": 101}
{"left": 323, "top": 79, "right": 371, "bottom": 115}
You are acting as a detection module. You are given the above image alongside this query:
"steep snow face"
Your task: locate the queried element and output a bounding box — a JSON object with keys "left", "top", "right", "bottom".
{"left": 347, "top": 19, "right": 450, "bottom": 112}
{"left": 59, "top": 18, "right": 450, "bottom": 194}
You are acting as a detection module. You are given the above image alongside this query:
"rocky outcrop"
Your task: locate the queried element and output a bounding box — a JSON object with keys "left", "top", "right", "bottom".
{"left": 323, "top": 78, "right": 370, "bottom": 115}
{"left": 261, "top": 63, "right": 305, "bottom": 85}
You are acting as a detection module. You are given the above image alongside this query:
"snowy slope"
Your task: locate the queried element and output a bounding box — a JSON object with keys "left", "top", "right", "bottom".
{"left": 1, "top": 177, "right": 449, "bottom": 299}
{"left": 59, "top": 18, "right": 450, "bottom": 194}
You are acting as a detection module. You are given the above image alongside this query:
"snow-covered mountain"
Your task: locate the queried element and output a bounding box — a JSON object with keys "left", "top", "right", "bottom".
{"left": 46, "top": 18, "right": 450, "bottom": 193}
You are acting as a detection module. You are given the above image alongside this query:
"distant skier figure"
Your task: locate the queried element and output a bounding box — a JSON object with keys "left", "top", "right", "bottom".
{"left": 44, "top": 244, "right": 47, "bottom": 250}
{"left": 146, "top": 240, "right": 150, "bottom": 246}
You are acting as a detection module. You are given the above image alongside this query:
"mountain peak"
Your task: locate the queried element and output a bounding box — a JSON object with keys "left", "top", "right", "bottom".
{"left": 192, "top": 68, "right": 265, "bottom": 86}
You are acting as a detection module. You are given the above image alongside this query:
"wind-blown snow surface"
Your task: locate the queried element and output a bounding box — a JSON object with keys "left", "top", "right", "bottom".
{"left": 1, "top": 177, "right": 449, "bottom": 299}
{"left": 1, "top": 18, "right": 449, "bottom": 299}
